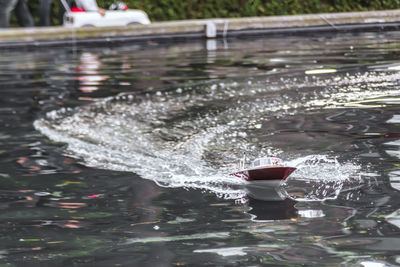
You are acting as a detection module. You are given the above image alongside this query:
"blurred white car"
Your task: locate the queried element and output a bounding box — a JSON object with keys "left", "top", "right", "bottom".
{"left": 63, "top": 9, "right": 151, "bottom": 27}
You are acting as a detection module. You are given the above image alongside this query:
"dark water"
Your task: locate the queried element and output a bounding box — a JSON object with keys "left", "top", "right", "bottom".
{"left": 2, "top": 31, "right": 400, "bottom": 266}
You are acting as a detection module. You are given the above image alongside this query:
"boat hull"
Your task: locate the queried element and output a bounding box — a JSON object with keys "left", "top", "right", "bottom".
{"left": 231, "top": 166, "right": 296, "bottom": 182}
{"left": 244, "top": 180, "right": 289, "bottom": 201}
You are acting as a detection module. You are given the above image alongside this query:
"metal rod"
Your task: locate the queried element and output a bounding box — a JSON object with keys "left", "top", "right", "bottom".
{"left": 59, "top": 0, "right": 71, "bottom": 14}
{"left": 319, "top": 15, "right": 338, "bottom": 30}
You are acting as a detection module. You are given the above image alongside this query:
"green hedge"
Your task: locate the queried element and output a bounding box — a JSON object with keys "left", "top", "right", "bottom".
{"left": 12, "top": 0, "right": 400, "bottom": 26}
{"left": 100, "top": 0, "right": 400, "bottom": 21}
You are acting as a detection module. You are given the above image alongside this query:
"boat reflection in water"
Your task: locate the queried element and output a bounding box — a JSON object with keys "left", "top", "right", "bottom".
{"left": 241, "top": 176, "right": 325, "bottom": 222}
{"left": 243, "top": 192, "right": 325, "bottom": 222}
{"left": 245, "top": 197, "right": 298, "bottom": 221}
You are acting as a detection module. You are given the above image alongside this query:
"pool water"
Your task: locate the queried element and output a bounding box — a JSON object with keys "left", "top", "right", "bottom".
{"left": 2, "top": 31, "right": 400, "bottom": 265}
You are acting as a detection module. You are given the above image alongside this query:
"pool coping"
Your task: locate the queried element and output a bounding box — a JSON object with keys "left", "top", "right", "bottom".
{"left": 1, "top": 9, "right": 400, "bottom": 48}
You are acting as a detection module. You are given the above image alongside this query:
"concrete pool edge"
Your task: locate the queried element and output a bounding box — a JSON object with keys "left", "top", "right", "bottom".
{"left": 1, "top": 9, "right": 400, "bottom": 47}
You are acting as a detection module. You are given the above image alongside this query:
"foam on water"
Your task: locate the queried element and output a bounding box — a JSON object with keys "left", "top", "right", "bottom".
{"left": 34, "top": 68, "right": 397, "bottom": 201}
{"left": 285, "top": 155, "right": 362, "bottom": 201}
{"left": 35, "top": 116, "right": 245, "bottom": 199}
{"left": 288, "top": 155, "right": 360, "bottom": 182}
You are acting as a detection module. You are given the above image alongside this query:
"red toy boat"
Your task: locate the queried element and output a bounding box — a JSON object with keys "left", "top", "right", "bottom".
{"left": 231, "top": 156, "right": 296, "bottom": 186}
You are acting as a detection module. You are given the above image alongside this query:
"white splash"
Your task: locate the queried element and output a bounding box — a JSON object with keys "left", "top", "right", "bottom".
{"left": 33, "top": 68, "right": 396, "bottom": 201}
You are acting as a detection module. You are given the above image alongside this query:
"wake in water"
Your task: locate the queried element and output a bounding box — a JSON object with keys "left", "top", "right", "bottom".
{"left": 34, "top": 66, "right": 397, "bottom": 201}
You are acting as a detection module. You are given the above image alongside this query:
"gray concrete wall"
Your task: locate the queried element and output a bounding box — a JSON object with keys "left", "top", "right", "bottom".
{"left": 1, "top": 9, "right": 400, "bottom": 46}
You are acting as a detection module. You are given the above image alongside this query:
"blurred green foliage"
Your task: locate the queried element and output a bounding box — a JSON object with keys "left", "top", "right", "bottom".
{"left": 10, "top": 0, "right": 400, "bottom": 26}
{"left": 102, "top": 0, "right": 400, "bottom": 21}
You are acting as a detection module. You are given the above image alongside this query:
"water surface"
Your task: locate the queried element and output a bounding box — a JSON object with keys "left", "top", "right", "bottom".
{"left": 2, "top": 32, "right": 400, "bottom": 265}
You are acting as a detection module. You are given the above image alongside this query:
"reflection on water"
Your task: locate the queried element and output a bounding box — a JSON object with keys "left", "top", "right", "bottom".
{"left": 75, "top": 52, "right": 109, "bottom": 94}
{"left": 245, "top": 198, "right": 298, "bottom": 221}
{"left": 2, "top": 31, "right": 400, "bottom": 265}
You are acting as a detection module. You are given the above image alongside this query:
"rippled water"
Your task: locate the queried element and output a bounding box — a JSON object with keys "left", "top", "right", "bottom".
{"left": 2, "top": 31, "right": 400, "bottom": 265}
